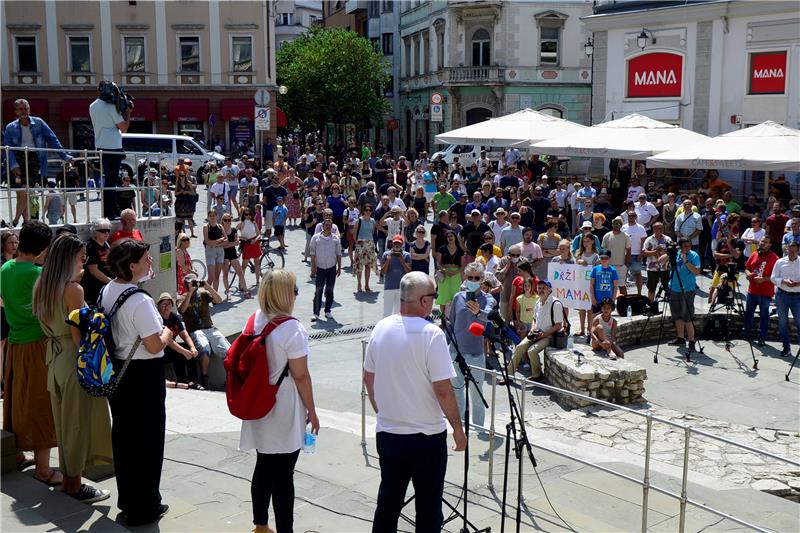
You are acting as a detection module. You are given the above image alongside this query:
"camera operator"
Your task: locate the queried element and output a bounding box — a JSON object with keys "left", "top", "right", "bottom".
{"left": 90, "top": 81, "right": 132, "bottom": 220}
{"left": 642, "top": 222, "right": 672, "bottom": 303}
{"left": 668, "top": 239, "right": 701, "bottom": 351}
{"left": 740, "top": 236, "right": 778, "bottom": 346}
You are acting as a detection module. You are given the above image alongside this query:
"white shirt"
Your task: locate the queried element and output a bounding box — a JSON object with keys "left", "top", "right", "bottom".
{"left": 741, "top": 227, "right": 765, "bottom": 257}
{"left": 100, "top": 281, "right": 163, "bottom": 360}
{"left": 771, "top": 255, "right": 800, "bottom": 293}
{"left": 484, "top": 254, "right": 499, "bottom": 274}
{"left": 89, "top": 99, "right": 124, "bottom": 150}
{"left": 634, "top": 201, "right": 659, "bottom": 227}
{"left": 550, "top": 189, "right": 568, "bottom": 209}
{"left": 239, "top": 314, "right": 309, "bottom": 453}
{"left": 388, "top": 198, "right": 406, "bottom": 211}
{"left": 222, "top": 164, "right": 240, "bottom": 177}
{"left": 534, "top": 295, "right": 563, "bottom": 332}
{"left": 622, "top": 223, "right": 648, "bottom": 255}
{"left": 488, "top": 220, "right": 510, "bottom": 243}
{"left": 520, "top": 241, "right": 543, "bottom": 262}
{"left": 209, "top": 181, "right": 230, "bottom": 203}
{"left": 364, "top": 314, "right": 456, "bottom": 435}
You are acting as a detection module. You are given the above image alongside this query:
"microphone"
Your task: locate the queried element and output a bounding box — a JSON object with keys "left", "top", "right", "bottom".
{"left": 487, "top": 309, "right": 522, "bottom": 344}
{"left": 468, "top": 322, "right": 503, "bottom": 344}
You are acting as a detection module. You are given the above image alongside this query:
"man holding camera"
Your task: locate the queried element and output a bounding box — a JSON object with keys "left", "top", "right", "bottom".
{"left": 668, "top": 239, "right": 701, "bottom": 351}
{"left": 770, "top": 240, "right": 800, "bottom": 357}
{"left": 381, "top": 235, "right": 412, "bottom": 317}
{"left": 90, "top": 81, "right": 132, "bottom": 220}
{"left": 642, "top": 222, "right": 673, "bottom": 302}
{"left": 740, "top": 236, "right": 778, "bottom": 346}
{"left": 177, "top": 274, "right": 229, "bottom": 389}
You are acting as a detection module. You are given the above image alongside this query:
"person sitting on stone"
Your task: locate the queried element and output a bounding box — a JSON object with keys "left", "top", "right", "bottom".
{"left": 590, "top": 298, "right": 624, "bottom": 360}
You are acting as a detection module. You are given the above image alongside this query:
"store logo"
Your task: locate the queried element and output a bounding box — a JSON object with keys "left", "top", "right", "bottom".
{"left": 627, "top": 52, "right": 683, "bottom": 98}
{"left": 749, "top": 51, "right": 787, "bottom": 94}
{"left": 753, "top": 67, "right": 784, "bottom": 79}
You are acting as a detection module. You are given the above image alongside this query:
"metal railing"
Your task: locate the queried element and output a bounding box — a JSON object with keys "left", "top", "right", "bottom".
{"left": 445, "top": 66, "right": 505, "bottom": 83}
{"left": 1, "top": 145, "right": 175, "bottom": 226}
{"left": 359, "top": 339, "right": 799, "bottom": 532}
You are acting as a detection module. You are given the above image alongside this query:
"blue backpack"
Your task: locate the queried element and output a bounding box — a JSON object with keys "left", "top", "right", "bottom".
{"left": 67, "top": 287, "right": 146, "bottom": 397}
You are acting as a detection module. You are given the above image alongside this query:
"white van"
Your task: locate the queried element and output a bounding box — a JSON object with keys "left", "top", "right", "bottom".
{"left": 120, "top": 133, "right": 225, "bottom": 180}
{"left": 430, "top": 144, "right": 504, "bottom": 169}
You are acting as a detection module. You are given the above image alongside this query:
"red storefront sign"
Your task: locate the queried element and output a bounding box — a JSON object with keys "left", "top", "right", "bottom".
{"left": 749, "top": 51, "right": 787, "bottom": 94}
{"left": 627, "top": 52, "right": 683, "bottom": 98}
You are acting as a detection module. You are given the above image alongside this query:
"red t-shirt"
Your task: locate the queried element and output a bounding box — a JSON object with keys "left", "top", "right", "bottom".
{"left": 511, "top": 276, "right": 525, "bottom": 317}
{"left": 766, "top": 214, "right": 789, "bottom": 245}
{"left": 109, "top": 229, "right": 144, "bottom": 246}
{"left": 745, "top": 250, "right": 779, "bottom": 297}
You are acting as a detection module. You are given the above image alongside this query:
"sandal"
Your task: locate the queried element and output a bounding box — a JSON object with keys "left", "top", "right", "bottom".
{"left": 188, "top": 382, "right": 205, "bottom": 390}
{"left": 34, "top": 469, "right": 64, "bottom": 486}
{"left": 16, "top": 456, "right": 35, "bottom": 471}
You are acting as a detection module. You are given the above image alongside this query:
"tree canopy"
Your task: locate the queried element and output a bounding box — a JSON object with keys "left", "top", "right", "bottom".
{"left": 276, "top": 27, "right": 391, "bottom": 133}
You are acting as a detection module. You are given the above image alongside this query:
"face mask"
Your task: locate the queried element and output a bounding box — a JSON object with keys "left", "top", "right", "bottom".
{"left": 465, "top": 280, "right": 481, "bottom": 293}
{"left": 511, "top": 257, "right": 520, "bottom": 265}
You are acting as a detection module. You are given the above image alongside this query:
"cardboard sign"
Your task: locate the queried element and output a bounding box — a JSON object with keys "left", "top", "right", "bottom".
{"left": 627, "top": 52, "right": 683, "bottom": 98}
{"left": 749, "top": 51, "right": 787, "bottom": 94}
{"left": 548, "top": 263, "right": 593, "bottom": 311}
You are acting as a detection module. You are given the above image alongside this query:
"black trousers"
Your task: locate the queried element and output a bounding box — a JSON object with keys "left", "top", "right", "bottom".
{"left": 251, "top": 449, "right": 300, "bottom": 530}
{"left": 373, "top": 431, "right": 448, "bottom": 533}
{"left": 313, "top": 265, "right": 336, "bottom": 315}
{"left": 108, "top": 358, "right": 165, "bottom": 522}
{"left": 101, "top": 151, "right": 125, "bottom": 219}
{"left": 163, "top": 347, "right": 199, "bottom": 384}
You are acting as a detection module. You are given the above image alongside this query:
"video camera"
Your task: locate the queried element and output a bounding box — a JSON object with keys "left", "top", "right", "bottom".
{"left": 98, "top": 80, "right": 134, "bottom": 116}
{"left": 666, "top": 241, "right": 679, "bottom": 266}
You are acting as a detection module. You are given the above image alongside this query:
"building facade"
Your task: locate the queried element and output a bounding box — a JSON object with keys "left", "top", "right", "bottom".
{"left": 275, "top": 0, "right": 322, "bottom": 49}
{"left": 584, "top": 0, "right": 800, "bottom": 134}
{"left": 1, "top": 0, "right": 277, "bottom": 151}
{"left": 399, "top": 0, "right": 593, "bottom": 158}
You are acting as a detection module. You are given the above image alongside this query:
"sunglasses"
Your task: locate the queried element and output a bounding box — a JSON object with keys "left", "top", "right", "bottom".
{"left": 96, "top": 228, "right": 111, "bottom": 233}
{"left": 422, "top": 290, "right": 438, "bottom": 300}
{"left": 466, "top": 276, "right": 482, "bottom": 281}
{"left": 509, "top": 253, "right": 521, "bottom": 258}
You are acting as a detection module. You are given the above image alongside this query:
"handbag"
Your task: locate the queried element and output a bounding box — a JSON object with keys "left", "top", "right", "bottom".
{"left": 549, "top": 299, "right": 571, "bottom": 349}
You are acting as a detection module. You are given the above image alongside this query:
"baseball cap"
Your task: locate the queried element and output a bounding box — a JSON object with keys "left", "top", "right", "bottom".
{"left": 599, "top": 252, "right": 610, "bottom": 259}
{"left": 536, "top": 279, "right": 552, "bottom": 289}
{"left": 470, "top": 209, "right": 482, "bottom": 216}
{"left": 276, "top": 196, "right": 284, "bottom": 201}
{"left": 581, "top": 221, "right": 593, "bottom": 229}
{"left": 391, "top": 235, "right": 404, "bottom": 244}
{"left": 612, "top": 217, "right": 624, "bottom": 226}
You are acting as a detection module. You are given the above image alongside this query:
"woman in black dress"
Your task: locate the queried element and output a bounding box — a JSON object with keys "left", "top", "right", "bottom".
{"left": 409, "top": 225, "right": 431, "bottom": 274}
{"left": 220, "top": 214, "right": 249, "bottom": 299}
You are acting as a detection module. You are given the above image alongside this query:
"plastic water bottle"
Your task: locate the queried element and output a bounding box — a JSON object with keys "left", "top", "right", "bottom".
{"left": 303, "top": 427, "right": 317, "bottom": 455}
{"left": 567, "top": 335, "right": 575, "bottom": 351}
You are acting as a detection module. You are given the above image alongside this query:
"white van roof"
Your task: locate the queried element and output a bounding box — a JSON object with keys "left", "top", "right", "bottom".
{"left": 121, "top": 133, "right": 197, "bottom": 141}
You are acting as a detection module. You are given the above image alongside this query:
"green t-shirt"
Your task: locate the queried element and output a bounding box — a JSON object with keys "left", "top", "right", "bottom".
{"left": 433, "top": 192, "right": 457, "bottom": 213}
{"left": 0, "top": 260, "right": 45, "bottom": 344}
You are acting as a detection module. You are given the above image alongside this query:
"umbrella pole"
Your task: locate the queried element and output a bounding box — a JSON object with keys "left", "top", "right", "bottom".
{"left": 763, "top": 170, "right": 771, "bottom": 204}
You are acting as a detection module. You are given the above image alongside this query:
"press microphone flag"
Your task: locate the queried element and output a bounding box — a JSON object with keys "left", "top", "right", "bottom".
{"left": 468, "top": 322, "right": 486, "bottom": 337}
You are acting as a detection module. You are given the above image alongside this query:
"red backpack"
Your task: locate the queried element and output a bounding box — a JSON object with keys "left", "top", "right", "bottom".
{"left": 224, "top": 313, "right": 296, "bottom": 420}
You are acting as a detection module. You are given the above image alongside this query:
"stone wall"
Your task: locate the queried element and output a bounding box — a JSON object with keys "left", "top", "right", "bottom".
{"left": 544, "top": 347, "right": 647, "bottom": 409}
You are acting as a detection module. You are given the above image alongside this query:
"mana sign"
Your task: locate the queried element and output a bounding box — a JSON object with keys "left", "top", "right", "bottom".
{"left": 627, "top": 52, "right": 683, "bottom": 98}
{"left": 749, "top": 51, "right": 787, "bottom": 94}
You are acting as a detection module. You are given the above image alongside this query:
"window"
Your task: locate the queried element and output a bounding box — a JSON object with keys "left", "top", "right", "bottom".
{"left": 231, "top": 36, "right": 253, "bottom": 72}
{"left": 179, "top": 36, "right": 200, "bottom": 72}
{"left": 368, "top": 1, "right": 379, "bottom": 18}
{"left": 437, "top": 30, "right": 445, "bottom": 69}
{"left": 69, "top": 36, "right": 91, "bottom": 73}
{"left": 382, "top": 33, "right": 393, "bottom": 55}
{"left": 384, "top": 75, "right": 394, "bottom": 98}
{"left": 124, "top": 36, "right": 145, "bottom": 72}
{"left": 308, "top": 15, "right": 318, "bottom": 25}
{"left": 15, "top": 36, "right": 37, "bottom": 72}
{"left": 404, "top": 38, "right": 411, "bottom": 77}
{"left": 538, "top": 106, "right": 563, "bottom": 118}
{"left": 540, "top": 27, "right": 560, "bottom": 65}
{"left": 176, "top": 139, "right": 203, "bottom": 155}
{"left": 382, "top": 0, "right": 394, "bottom": 13}
{"left": 370, "top": 37, "right": 380, "bottom": 52}
{"left": 277, "top": 13, "right": 293, "bottom": 26}
{"left": 423, "top": 34, "right": 430, "bottom": 73}
{"left": 471, "top": 29, "right": 490, "bottom": 67}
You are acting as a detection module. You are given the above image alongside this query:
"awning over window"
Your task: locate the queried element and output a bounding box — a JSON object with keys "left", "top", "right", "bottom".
{"left": 220, "top": 99, "right": 254, "bottom": 121}
{"left": 276, "top": 107, "right": 287, "bottom": 128}
{"left": 59, "top": 99, "right": 94, "bottom": 122}
{"left": 130, "top": 98, "right": 157, "bottom": 121}
{"left": 168, "top": 99, "right": 209, "bottom": 122}
{"left": 3, "top": 98, "right": 50, "bottom": 124}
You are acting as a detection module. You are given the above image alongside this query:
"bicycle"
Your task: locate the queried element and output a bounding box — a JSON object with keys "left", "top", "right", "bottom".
{"left": 190, "top": 258, "right": 207, "bottom": 279}
{"left": 225, "top": 236, "right": 286, "bottom": 293}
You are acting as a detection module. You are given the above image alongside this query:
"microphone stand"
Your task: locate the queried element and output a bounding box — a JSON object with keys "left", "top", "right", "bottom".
{"left": 487, "top": 325, "right": 538, "bottom": 533}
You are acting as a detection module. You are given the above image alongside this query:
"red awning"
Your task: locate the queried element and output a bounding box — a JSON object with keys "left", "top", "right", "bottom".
{"left": 276, "top": 107, "right": 287, "bottom": 128}
{"left": 220, "top": 99, "right": 253, "bottom": 121}
{"left": 168, "top": 99, "right": 209, "bottom": 122}
{"left": 3, "top": 98, "right": 50, "bottom": 124}
{"left": 130, "top": 98, "right": 157, "bottom": 121}
{"left": 60, "top": 99, "right": 93, "bottom": 122}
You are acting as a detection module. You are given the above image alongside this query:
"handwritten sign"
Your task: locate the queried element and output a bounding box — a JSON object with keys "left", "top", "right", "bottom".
{"left": 548, "top": 263, "right": 592, "bottom": 310}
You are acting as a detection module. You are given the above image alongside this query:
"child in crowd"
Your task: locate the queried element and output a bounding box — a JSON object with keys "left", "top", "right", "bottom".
{"left": 213, "top": 194, "right": 228, "bottom": 219}
{"left": 591, "top": 298, "right": 624, "bottom": 360}
{"left": 273, "top": 196, "right": 288, "bottom": 249}
{"left": 515, "top": 277, "right": 538, "bottom": 338}
{"left": 43, "top": 179, "right": 64, "bottom": 225}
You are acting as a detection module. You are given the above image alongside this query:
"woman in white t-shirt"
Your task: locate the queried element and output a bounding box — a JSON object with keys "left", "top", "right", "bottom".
{"left": 239, "top": 269, "right": 319, "bottom": 533}
{"left": 101, "top": 239, "right": 173, "bottom": 527}
{"left": 741, "top": 218, "right": 766, "bottom": 257}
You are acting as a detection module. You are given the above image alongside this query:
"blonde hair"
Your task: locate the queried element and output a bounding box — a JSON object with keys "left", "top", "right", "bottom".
{"left": 258, "top": 269, "right": 296, "bottom": 318}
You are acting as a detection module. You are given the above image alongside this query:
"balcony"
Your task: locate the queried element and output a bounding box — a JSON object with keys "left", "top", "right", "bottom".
{"left": 444, "top": 66, "right": 505, "bottom": 84}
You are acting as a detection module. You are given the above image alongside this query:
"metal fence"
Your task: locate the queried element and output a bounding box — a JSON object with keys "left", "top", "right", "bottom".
{"left": 359, "top": 339, "right": 798, "bottom": 533}
{"left": 1, "top": 145, "right": 175, "bottom": 225}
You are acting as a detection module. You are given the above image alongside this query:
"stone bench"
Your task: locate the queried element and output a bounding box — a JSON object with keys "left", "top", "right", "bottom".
{"left": 544, "top": 347, "right": 647, "bottom": 409}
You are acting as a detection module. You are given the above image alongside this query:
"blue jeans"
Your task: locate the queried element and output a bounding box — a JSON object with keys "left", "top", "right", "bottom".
{"left": 742, "top": 294, "right": 771, "bottom": 340}
{"left": 450, "top": 347, "right": 485, "bottom": 430}
{"left": 776, "top": 290, "right": 800, "bottom": 350}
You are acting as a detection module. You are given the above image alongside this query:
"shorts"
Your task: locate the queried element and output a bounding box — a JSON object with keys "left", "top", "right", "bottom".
{"left": 263, "top": 210, "right": 274, "bottom": 230}
{"left": 629, "top": 255, "right": 643, "bottom": 274}
{"left": 647, "top": 270, "right": 670, "bottom": 293}
{"left": 67, "top": 192, "right": 79, "bottom": 206}
{"left": 204, "top": 246, "right": 225, "bottom": 266}
{"left": 669, "top": 290, "right": 695, "bottom": 322}
{"left": 612, "top": 264, "right": 628, "bottom": 284}
{"left": 189, "top": 328, "right": 231, "bottom": 358}
{"left": 274, "top": 225, "right": 285, "bottom": 237}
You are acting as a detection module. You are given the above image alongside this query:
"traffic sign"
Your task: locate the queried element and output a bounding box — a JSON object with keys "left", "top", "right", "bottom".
{"left": 255, "top": 106, "right": 270, "bottom": 130}
{"left": 254, "top": 88, "right": 270, "bottom": 106}
{"left": 431, "top": 104, "right": 443, "bottom": 122}
{"left": 430, "top": 92, "right": 443, "bottom": 105}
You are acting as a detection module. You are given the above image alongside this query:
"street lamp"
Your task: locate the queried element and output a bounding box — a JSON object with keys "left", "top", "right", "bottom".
{"left": 278, "top": 85, "right": 288, "bottom": 95}
{"left": 584, "top": 37, "right": 594, "bottom": 126}
{"left": 637, "top": 29, "right": 653, "bottom": 50}
{"left": 583, "top": 38, "right": 594, "bottom": 57}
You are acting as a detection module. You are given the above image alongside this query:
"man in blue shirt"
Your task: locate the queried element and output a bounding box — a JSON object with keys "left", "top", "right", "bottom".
{"left": 448, "top": 262, "right": 494, "bottom": 432}
{"left": 590, "top": 253, "right": 620, "bottom": 312}
{"left": 272, "top": 197, "right": 289, "bottom": 249}
{"left": 381, "top": 235, "right": 412, "bottom": 317}
{"left": 668, "top": 238, "right": 702, "bottom": 351}
{"left": 465, "top": 191, "right": 488, "bottom": 218}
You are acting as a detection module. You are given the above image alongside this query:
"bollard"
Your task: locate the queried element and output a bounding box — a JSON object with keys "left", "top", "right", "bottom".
{"left": 641, "top": 415, "right": 653, "bottom": 532}
{"left": 5, "top": 147, "right": 12, "bottom": 222}
{"left": 519, "top": 376, "right": 526, "bottom": 500}
{"left": 360, "top": 339, "right": 368, "bottom": 447}
{"left": 678, "top": 426, "right": 691, "bottom": 533}
{"left": 83, "top": 150, "right": 91, "bottom": 222}
{"left": 488, "top": 370, "right": 497, "bottom": 490}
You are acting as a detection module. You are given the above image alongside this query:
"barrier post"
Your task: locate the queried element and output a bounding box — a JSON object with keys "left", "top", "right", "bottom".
{"left": 641, "top": 414, "right": 653, "bottom": 532}
{"left": 83, "top": 150, "right": 91, "bottom": 222}
{"left": 5, "top": 147, "right": 12, "bottom": 222}
{"left": 360, "top": 338, "right": 368, "bottom": 447}
{"left": 98, "top": 150, "right": 104, "bottom": 218}
{"left": 487, "top": 370, "right": 497, "bottom": 490}
{"left": 678, "top": 426, "right": 691, "bottom": 533}
{"left": 519, "top": 378, "right": 526, "bottom": 500}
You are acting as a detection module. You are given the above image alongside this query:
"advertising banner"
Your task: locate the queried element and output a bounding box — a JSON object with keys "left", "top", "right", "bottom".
{"left": 749, "top": 51, "right": 787, "bottom": 94}
{"left": 627, "top": 52, "right": 683, "bottom": 98}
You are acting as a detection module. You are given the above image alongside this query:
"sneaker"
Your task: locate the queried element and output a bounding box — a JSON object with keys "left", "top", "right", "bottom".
{"left": 668, "top": 337, "right": 686, "bottom": 346}
{"left": 609, "top": 352, "right": 618, "bottom": 360}
{"left": 324, "top": 312, "right": 333, "bottom": 320}
{"left": 780, "top": 347, "right": 791, "bottom": 357}
{"left": 688, "top": 340, "right": 696, "bottom": 353}
{"left": 71, "top": 484, "right": 111, "bottom": 504}
{"left": 311, "top": 315, "right": 319, "bottom": 322}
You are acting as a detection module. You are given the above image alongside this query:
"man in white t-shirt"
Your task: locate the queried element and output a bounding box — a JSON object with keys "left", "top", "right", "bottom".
{"left": 90, "top": 81, "right": 131, "bottom": 220}
{"left": 364, "top": 272, "right": 466, "bottom": 531}
{"left": 622, "top": 212, "right": 648, "bottom": 295}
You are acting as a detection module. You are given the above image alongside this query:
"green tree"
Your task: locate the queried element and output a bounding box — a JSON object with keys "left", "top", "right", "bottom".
{"left": 277, "top": 27, "right": 391, "bottom": 135}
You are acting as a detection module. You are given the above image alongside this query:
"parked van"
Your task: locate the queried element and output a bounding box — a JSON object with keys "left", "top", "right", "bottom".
{"left": 121, "top": 133, "right": 225, "bottom": 181}
{"left": 430, "top": 144, "right": 504, "bottom": 169}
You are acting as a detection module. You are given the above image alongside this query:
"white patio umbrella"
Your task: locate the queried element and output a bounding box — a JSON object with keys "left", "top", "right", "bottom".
{"left": 646, "top": 121, "right": 800, "bottom": 173}
{"left": 529, "top": 113, "right": 710, "bottom": 159}
{"left": 434, "top": 108, "right": 586, "bottom": 147}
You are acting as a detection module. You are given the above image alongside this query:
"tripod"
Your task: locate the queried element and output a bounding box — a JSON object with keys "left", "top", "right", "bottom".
{"left": 786, "top": 348, "right": 800, "bottom": 381}
{"left": 648, "top": 254, "right": 705, "bottom": 364}
{"left": 709, "top": 273, "right": 758, "bottom": 370}
{"left": 484, "top": 326, "right": 538, "bottom": 533}
{"left": 399, "top": 313, "right": 490, "bottom": 533}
